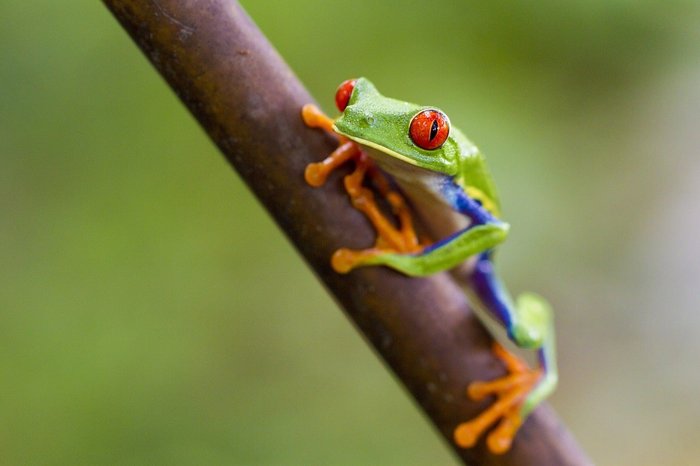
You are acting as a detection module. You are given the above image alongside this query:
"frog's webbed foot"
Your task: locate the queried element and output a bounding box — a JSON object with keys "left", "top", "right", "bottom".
{"left": 454, "top": 342, "right": 543, "bottom": 454}
{"left": 302, "top": 104, "right": 426, "bottom": 271}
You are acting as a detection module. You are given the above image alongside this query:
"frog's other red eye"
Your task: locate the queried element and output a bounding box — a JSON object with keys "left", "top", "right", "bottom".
{"left": 409, "top": 110, "right": 450, "bottom": 150}
{"left": 335, "top": 79, "right": 356, "bottom": 111}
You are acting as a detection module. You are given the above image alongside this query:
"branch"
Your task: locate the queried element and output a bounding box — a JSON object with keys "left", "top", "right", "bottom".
{"left": 103, "top": 1, "right": 592, "bottom": 464}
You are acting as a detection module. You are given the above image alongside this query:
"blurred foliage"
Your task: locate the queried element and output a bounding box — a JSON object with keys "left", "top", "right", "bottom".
{"left": 2, "top": 1, "right": 700, "bottom": 465}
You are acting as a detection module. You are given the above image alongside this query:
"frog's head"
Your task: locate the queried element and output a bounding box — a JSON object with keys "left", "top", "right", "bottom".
{"left": 332, "top": 77, "right": 462, "bottom": 176}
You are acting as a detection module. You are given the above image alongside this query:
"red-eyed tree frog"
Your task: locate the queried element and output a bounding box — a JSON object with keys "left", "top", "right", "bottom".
{"left": 301, "top": 78, "right": 557, "bottom": 454}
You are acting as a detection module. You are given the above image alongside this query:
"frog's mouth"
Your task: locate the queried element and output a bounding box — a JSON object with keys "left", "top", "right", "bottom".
{"left": 332, "top": 124, "right": 420, "bottom": 168}
{"left": 334, "top": 126, "right": 445, "bottom": 187}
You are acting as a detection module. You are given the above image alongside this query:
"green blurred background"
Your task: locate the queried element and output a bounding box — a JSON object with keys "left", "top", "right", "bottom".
{"left": 2, "top": 1, "right": 700, "bottom": 464}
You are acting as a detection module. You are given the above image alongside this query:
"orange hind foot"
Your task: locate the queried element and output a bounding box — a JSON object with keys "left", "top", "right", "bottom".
{"left": 454, "top": 342, "right": 543, "bottom": 454}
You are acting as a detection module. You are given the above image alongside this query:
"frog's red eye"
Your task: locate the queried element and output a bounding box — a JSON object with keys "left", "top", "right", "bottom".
{"left": 409, "top": 110, "right": 450, "bottom": 150}
{"left": 335, "top": 79, "right": 356, "bottom": 111}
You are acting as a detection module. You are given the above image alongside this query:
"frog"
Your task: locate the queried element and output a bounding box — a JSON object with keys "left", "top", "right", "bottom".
{"left": 301, "top": 77, "right": 557, "bottom": 454}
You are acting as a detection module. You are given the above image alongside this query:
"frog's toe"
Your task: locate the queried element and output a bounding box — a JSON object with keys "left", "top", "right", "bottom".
{"left": 453, "top": 343, "right": 542, "bottom": 454}
{"left": 331, "top": 248, "right": 388, "bottom": 273}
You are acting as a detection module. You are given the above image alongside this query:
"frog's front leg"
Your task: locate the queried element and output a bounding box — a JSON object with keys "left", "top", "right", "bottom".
{"left": 303, "top": 104, "right": 423, "bottom": 255}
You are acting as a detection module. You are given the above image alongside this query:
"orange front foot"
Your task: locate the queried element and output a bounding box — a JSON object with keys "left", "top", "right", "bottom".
{"left": 454, "top": 343, "right": 543, "bottom": 454}
{"left": 302, "top": 103, "right": 427, "bottom": 272}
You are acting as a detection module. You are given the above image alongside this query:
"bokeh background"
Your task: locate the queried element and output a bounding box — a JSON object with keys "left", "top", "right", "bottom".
{"left": 2, "top": 1, "right": 700, "bottom": 464}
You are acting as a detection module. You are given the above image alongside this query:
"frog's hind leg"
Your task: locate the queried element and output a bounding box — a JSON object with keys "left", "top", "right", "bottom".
{"left": 454, "top": 253, "right": 558, "bottom": 454}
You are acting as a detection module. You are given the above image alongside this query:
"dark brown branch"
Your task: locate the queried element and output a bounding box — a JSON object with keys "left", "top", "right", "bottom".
{"left": 102, "top": 1, "right": 592, "bottom": 464}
